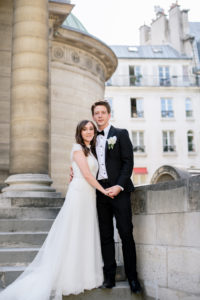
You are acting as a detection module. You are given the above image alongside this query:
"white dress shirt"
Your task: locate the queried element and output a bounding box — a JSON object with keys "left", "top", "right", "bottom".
{"left": 96, "top": 124, "right": 111, "bottom": 180}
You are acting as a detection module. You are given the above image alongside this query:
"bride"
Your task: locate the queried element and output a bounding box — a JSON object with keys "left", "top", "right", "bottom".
{"left": 0, "top": 120, "right": 111, "bottom": 300}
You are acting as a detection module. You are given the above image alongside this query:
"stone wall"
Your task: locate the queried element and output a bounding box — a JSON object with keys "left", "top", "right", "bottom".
{"left": 49, "top": 23, "right": 117, "bottom": 196}
{"left": 0, "top": 2, "right": 117, "bottom": 195}
{"left": 131, "top": 175, "right": 200, "bottom": 299}
{"left": 0, "top": 0, "right": 12, "bottom": 184}
{"left": 50, "top": 42, "right": 106, "bottom": 195}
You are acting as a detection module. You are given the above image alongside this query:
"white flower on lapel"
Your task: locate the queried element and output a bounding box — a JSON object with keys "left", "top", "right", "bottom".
{"left": 107, "top": 136, "right": 117, "bottom": 150}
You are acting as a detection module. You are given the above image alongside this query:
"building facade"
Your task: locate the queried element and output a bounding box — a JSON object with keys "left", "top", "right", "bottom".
{"left": 105, "top": 3, "right": 200, "bottom": 185}
{"left": 0, "top": 0, "right": 117, "bottom": 197}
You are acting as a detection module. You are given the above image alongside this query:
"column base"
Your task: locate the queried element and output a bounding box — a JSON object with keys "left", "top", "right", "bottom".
{"left": 1, "top": 174, "right": 61, "bottom": 198}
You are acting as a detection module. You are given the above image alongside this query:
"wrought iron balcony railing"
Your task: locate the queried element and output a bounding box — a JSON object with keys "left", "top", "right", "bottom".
{"left": 163, "top": 145, "right": 176, "bottom": 152}
{"left": 188, "top": 144, "right": 195, "bottom": 152}
{"left": 129, "top": 75, "right": 142, "bottom": 86}
{"left": 186, "top": 110, "right": 193, "bottom": 117}
{"left": 131, "top": 111, "right": 144, "bottom": 118}
{"left": 160, "top": 78, "right": 171, "bottom": 86}
{"left": 106, "top": 75, "right": 200, "bottom": 87}
{"left": 161, "top": 110, "right": 174, "bottom": 118}
{"left": 133, "top": 145, "right": 145, "bottom": 153}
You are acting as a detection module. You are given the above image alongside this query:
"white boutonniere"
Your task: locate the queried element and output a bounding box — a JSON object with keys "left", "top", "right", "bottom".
{"left": 107, "top": 136, "right": 117, "bottom": 150}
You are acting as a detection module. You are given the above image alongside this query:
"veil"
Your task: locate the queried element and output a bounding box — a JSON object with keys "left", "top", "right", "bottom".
{"left": 0, "top": 195, "right": 78, "bottom": 300}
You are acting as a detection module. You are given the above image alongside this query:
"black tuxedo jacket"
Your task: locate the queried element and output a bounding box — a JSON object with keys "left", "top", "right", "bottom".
{"left": 104, "top": 125, "right": 134, "bottom": 192}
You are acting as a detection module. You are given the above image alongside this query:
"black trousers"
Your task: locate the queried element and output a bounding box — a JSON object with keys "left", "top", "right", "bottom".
{"left": 96, "top": 180, "right": 137, "bottom": 281}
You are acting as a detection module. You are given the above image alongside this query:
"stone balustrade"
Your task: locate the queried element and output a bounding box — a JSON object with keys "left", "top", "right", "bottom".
{"left": 131, "top": 175, "right": 200, "bottom": 299}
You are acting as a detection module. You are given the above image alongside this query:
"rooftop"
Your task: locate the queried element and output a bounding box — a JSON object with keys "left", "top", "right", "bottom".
{"left": 110, "top": 45, "right": 191, "bottom": 59}
{"left": 189, "top": 22, "right": 200, "bottom": 41}
{"left": 62, "top": 13, "right": 88, "bottom": 34}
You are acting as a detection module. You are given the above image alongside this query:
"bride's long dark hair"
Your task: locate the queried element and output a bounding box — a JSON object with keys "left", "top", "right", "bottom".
{"left": 75, "top": 120, "right": 97, "bottom": 157}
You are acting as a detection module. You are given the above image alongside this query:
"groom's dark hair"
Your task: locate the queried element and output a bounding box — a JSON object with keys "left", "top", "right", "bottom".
{"left": 91, "top": 100, "right": 111, "bottom": 115}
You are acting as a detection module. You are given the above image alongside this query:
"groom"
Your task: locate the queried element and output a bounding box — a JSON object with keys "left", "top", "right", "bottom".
{"left": 91, "top": 100, "right": 141, "bottom": 293}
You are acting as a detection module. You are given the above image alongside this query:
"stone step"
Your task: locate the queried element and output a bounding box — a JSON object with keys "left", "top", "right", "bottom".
{"left": 0, "top": 197, "right": 64, "bottom": 208}
{"left": 0, "top": 207, "right": 60, "bottom": 219}
{"left": 0, "top": 219, "right": 54, "bottom": 232}
{"left": 0, "top": 277, "right": 143, "bottom": 299}
{"left": 115, "top": 264, "right": 126, "bottom": 281}
{"left": 0, "top": 263, "right": 126, "bottom": 288}
{"left": 0, "top": 248, "right": 39, "bottom": 265}
{"left": 0, "top": 265, "right": 26, "bottom": 288}
{"left": 63, "top": 282, "right": 144, "bottom": 300}
{"left": 0, "top": 232, "right": 47, "bottom": 247}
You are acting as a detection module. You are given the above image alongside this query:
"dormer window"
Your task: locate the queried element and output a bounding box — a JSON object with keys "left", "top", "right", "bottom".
{"left": 128, "top": 46, "right": 138, "bottom": 52}
{"left": 152, "top": 47, "right": 163, "bottom": 53}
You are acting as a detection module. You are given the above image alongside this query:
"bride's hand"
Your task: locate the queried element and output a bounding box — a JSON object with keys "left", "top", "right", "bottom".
{"left": 103, "top": 189, "right": 114, "bottom": 199}
{"left": 69, "top": 166, "right": 74, "bottom": 183}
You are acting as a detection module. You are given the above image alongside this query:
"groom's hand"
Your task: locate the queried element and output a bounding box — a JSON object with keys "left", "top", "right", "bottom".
{"left": 106, "top": 185, "right": 121, "bottom": 197}
{"left": 104, "top": 190, "right": 114, "bottom": 199}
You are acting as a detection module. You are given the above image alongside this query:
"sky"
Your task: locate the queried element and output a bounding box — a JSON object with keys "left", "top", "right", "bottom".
{"left": 72, "top": 0, "right": 200, "bottom": 46}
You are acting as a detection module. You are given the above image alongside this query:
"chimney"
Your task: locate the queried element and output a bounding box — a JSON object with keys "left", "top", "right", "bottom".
{"left": 139, "top": 24, "right": 150, "bottom": 45}
{"left": 151, "top": 9, "right": 168, "bottom": 45}
{"left": 168, "top": 3, "right": 184, "bottom": 53}
{"left": 181, "top": 9, "right": 190, "bottom": 36}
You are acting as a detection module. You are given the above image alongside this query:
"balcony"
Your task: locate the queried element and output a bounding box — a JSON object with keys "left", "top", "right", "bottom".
{"left": 131, "top": 111, "right": 144, "bottom": 118}
{"left": 186, "top": 110, "right": 193, "bottom": 117}
{"left": 129, "top": 75, "right": 142, "bottom": 86}
{"left": 133, "top": 145, "right": 145, "bottom": 153}
{"left": 161, "top": 110, "right": 174, "bottom": 118}
{"left": 106, "top": 75, "right": 200, "bottom": 87}
{"left": 160, "top": 78, "right": 171, "bottom": 86}
{"left": 188, "top": 144, "right": 195, "bottom": 152}
{"left": 163, "top": 145, "right": 176, "bottom": 152}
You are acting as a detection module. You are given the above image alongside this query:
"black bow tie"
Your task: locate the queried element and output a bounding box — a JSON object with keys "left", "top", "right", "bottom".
{"left": 97, "top": 130, "right": 104, "bottom": 136}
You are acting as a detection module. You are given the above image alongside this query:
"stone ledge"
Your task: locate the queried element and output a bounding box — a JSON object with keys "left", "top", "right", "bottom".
{"left": 131, "top": 175, "right": 200, "bottom": 214}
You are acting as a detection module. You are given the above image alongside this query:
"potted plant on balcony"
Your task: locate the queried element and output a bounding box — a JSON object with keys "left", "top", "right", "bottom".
{"left": 130, "top": 74, "right": 142, "bottom": 86}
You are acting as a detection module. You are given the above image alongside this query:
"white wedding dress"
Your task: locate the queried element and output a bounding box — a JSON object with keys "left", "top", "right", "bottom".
{"left": 0, "top": 144, "right": 103, "bottom": 300}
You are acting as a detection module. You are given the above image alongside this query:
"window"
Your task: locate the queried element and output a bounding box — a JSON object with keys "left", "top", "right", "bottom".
{"left": 129, "top": 66, "right": 141, "bottom": 86}
{"left": 130, "top": 98, "right": 144, "bottom": 118}
{"left": 128, "top": 46, "right": 138, "bottom": 52}
{"left": 152, "top": 47, "right": 163, "bottom": 53}
{"left": 132, "top": 131, "right": 145, "bottom": 152}
{"left": 106, "top": 97, "right": 114, "bottom": 118}
{"left": 133, "top": 168, "right": 148, "bottom": 185}
{"left": 185, "top": 98, "right": 193, "bottom": 117}
{"left": 161, "top": 98, "right": 174, "bottom": 118}
{"left": 183, "top": 65, "right": 189, "bottom": 82}
{"left": 187, "top": 130, "right": 195, "bottom": 152}
{"left": 159, "top": 66, "right": 170, "bottom": 86}
{"left": 162, "top": 131, "right": 175, "bottom": 152}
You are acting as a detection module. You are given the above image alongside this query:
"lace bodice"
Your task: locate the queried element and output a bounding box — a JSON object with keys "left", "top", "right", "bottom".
{"left": 71, "top": 144, "right": 98, "bottom": 179}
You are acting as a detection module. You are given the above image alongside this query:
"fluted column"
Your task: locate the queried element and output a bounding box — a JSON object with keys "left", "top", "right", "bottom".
{"left": 2, "top": 0, "right": 59, "bottom": 197}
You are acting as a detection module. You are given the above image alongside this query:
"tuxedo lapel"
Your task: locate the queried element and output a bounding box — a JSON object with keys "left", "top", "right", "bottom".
{"left": 105, "top": 125, "right": 115, "bottom": 162}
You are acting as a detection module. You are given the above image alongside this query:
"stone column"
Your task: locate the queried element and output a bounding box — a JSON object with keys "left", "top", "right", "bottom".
{"left": 2, "top": 0, "right": 59, "bottom": 198}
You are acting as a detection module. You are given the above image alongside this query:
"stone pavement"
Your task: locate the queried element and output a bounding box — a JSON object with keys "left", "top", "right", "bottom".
{"left": 63, "top": 282, "right": 145, "bottom": 300}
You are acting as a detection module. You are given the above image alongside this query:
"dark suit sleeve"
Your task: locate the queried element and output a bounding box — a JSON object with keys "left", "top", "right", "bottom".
{"left": 116, "top": 129, "right": 134, "bottom": 188}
